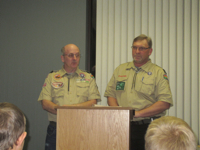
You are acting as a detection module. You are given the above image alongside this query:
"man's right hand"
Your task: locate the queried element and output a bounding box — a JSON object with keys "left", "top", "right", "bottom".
{"left": 41, "top": 100, "right": 58, "bottom": 114}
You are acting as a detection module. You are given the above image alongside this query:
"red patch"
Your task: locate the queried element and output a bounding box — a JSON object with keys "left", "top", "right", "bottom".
{"left": 43, "top": 83, "right": 47, "bottom": 87}
{"left": 118, "top": 75, "right": 127, "bottom": 77}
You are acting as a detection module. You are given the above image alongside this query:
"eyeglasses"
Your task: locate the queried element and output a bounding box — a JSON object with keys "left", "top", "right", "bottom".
{"left": 63, "top": 53, "right": 81, "bottom": 58}
{"left": 131, "top": 46, "right": 150, "bottom": 51}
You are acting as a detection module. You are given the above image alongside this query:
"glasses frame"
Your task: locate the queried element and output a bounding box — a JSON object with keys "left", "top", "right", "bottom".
{"left": 131, "top": 46, "right": 150, "bottom": 51}
{"left": 63, "top": 53, "right": 81, "bottom": 58}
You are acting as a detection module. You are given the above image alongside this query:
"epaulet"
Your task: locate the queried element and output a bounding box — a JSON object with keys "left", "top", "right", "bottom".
{"left": 80, "top": 69, "right": 94, "bottom": 75}
{"left": 79, "top": 69, "right": 88, "bottom": 73}
{"left": 163, "top": 69, "right": 167, "bottom": 74}
{"left": 50, "top": 70, "right": 58, "bottom": 73}
{"left": 155, "top": 65, "right": 167, "bottom": 74}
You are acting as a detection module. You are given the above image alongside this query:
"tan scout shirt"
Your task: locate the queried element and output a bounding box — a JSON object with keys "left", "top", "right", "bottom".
{"left": 38, "top": 67, "right": 101, "bottom": 122}
{"left": 104, "top": 60, "right": 173, "bottom": 121}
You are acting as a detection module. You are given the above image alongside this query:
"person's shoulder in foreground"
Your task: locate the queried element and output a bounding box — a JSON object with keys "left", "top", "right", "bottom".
{"left": 145, "top": 116, "right": 197, "bottom": 150}
{"left": 0, "top": 102, "right": 27, "bottom": 150}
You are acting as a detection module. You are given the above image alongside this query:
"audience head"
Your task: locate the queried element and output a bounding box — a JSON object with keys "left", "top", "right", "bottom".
{"left": 145, "top": 116, "right": 197, "bottom": 150}
{"left": 0, "top": 102, "right": 27, "bottom": 150}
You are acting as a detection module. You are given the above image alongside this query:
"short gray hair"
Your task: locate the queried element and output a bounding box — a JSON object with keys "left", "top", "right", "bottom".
{"left": 0, "top": 102, "right": 26, "bottom": 150}
{"left": 133, "top": 34, "right": 152, "bottom": 48}
{"left": 61, "top": 47, "right": 65, "bottom": 55}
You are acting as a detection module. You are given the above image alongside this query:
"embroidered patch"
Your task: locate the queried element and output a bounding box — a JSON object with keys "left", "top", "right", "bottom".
{"left": 79, "top": 73, "right": 85, "bottom": 78}
{"left": 51, "top": 82, "right": 63, "bottom": 88}
{"left": 147, "top": 72, "right": 152, "bottom": 75}
{"left": 116, "top": 82, "right": 125, "bottom": 90}
{"left": 53, "top": 74, "right": 62, "bottom": 80}
{"left": 43, "top": 83, "right": 47, "bottom": 87}
{"left": 90, "top": 75, "right": 94, "bottom": 79}
{"left": 163, "top": 74, "right": 168, "bottom": 80}
{"left": 118, "top": 75, "right": 127, "bottom": 77}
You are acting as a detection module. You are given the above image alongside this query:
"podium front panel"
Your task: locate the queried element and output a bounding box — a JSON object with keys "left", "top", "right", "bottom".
{"left": 56, "top": 107, "right": 133, "bottom": 150}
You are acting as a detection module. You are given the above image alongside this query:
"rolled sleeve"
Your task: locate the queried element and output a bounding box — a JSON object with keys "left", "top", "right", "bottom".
{"left": 88, "top": 78, "right": 101, "bottom": 102}
{"left": 38, "top": 75, "right": 52, "bottom": 102}
{"left": 104, "top": 73, "right": 117, "bottom": 99}
{"left": 155, "top": 69, "right": 173, "bottom": 106}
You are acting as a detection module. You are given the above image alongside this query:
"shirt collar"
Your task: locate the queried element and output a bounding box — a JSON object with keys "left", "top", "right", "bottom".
{"left": 125, "top": 59, "right": 152, "bottom": 72}
{"left": 139, "top": 59, "right": 152, "bottom": 72}
{"left": 60, "top": 66, "right": 80, "bottom": 77}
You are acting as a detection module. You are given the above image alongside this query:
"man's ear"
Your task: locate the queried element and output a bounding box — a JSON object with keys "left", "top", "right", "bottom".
{"left": 16, "top": 132, "right": 27, "bottom": 146}
{"left": 148, "top": 48, "right": 153, "bottom": 56}
{"left": 61, "top": 55, "right": 64, "bottom": 63}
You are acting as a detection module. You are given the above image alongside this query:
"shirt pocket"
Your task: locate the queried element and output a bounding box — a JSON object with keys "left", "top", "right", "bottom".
{"left": 116, "top": 76, "right": 128, "bottom": 91}
{"left": 76, "top": 82, "right": 89, "bottom": 97}
{"left": 51, "top": 81, "right": 64, "bottom": 98}
{"left": 115, "top": 77, "right": 128, "bottom": 101}
{"left": 51, "top": 86, "right": 65, "bottom": 105}
{"left": 51, "top": 87, "right": 64, "bottom": 98}
{"left": 139, "top": 77, "right": 155, "bottom": 95}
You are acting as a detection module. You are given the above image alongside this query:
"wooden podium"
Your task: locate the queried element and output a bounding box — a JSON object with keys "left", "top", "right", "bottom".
{"left": 56, "top": 106, "right": 134, "bottom": 150}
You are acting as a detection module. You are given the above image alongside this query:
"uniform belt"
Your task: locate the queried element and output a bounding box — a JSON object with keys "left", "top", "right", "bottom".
{"left": 131, "top": 117, "right": 160, "bottom": 125}
{"left": 49, "top": 121, "right": 56, "bottom": 127}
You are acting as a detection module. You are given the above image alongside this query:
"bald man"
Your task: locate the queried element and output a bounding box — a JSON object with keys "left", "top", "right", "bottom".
{"left": 38, "top": 44, "right": 101, "bottom": 150}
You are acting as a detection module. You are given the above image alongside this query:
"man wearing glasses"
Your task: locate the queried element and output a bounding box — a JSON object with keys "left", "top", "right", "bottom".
{"left": 38, "top": 44, "right": 101, "bottom": 150}
{"left": 104, "top": 34, "right": 173, "bottom": 150}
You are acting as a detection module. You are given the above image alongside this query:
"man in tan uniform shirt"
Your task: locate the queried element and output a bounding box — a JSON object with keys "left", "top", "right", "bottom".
{"left": 38, "top": 44, "right": 101, "bottom": 150}
{"left": 104, "top": 34, "right": 173, "bottom": 150}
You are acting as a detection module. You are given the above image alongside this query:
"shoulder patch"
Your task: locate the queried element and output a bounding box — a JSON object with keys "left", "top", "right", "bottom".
{"left": 90, "top": 74, "right": 94, "bottom": 79}
{"left": 43, "top": 83, "right": 47, "bottom": 87}
{"left": 163, "top": 74, "right": 168, "bottom": 80}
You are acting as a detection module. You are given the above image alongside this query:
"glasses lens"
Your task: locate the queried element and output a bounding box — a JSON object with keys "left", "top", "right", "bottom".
{"left": 66, "top": 53, "right": 80, "bottom": 58}
{"left": 139, "top": 47, "right": 144, "bottom": 51}
{"left": 68, "top": 53, "right": 74, "bottom": 58}
{"left": 75, "top": 54, "right": 80, "bottom": 57}
{"left": 132, "top": 46, "right": 137, "bottom": 50}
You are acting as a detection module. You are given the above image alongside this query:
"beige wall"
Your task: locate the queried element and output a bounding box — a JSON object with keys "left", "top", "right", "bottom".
{"left": 96, "top": 0, "right": 200, "bottom": 144}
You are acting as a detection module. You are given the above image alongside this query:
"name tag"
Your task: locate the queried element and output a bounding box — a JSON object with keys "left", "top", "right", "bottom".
{"left": 116, "top": 82, "right": 125, "bottom": 90}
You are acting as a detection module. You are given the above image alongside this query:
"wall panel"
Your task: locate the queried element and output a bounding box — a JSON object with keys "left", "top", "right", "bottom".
{"left": 168, "top": 0, "right": 177, "bottom": 116}
{"left": 176, "top": 0, "right": 184, "bottom": 119}
{"left": 96, "top": 0, "right": 200, "bottom": 144}
{"left": 183, "top": 0, "right": 191, "bottom": 124}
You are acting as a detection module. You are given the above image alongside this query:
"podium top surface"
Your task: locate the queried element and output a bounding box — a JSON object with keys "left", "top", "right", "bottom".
{"left": 56, "top": 106, "right": 134, "bottom": 110}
